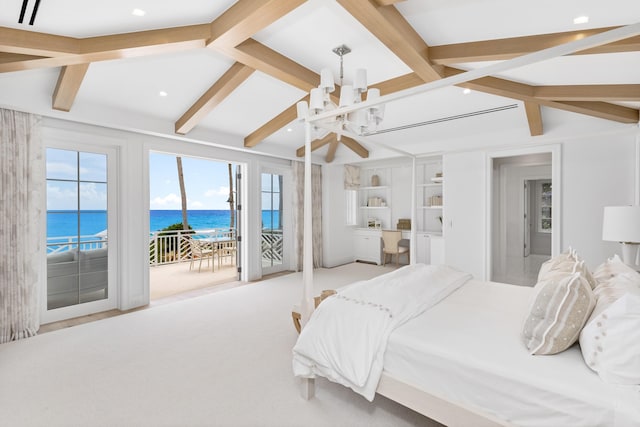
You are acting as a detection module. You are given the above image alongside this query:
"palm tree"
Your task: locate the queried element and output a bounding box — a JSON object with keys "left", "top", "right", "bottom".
{"left": 176, "top": 156, "right": 189, "bottom": 230}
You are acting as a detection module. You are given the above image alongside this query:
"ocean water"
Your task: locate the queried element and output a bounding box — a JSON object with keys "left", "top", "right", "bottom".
{"left": 46, "top": 210, "right": 281, "bottom": 237}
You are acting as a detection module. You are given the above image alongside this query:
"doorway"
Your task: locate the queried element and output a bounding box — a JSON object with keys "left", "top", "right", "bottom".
{"left": 491, "top": 153, "right": 553, "bottom": 286}
{"left": 148, "top": 152, "right": 243, "bottom": 300}
{"left": 261, "top": 171, "right": 289, "bottom": 275}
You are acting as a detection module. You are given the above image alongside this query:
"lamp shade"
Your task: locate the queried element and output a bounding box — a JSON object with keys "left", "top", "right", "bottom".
{"left": 602, "top": 205, "right": 640, "bottom": 243}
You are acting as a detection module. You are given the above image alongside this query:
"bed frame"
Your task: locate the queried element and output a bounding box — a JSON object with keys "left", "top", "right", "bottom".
{"left": 301, "top": 374, "right": 515, "bottom": 427}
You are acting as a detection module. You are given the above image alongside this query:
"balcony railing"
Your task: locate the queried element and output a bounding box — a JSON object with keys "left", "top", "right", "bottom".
{"left": 261, "top": 228, "right": 283, "bottom": 262}
{"left": 47, "top": 235, "right": 108, "bottom": 254}
{"left": 148, "top": 228, "right": 236, "bottom": 266}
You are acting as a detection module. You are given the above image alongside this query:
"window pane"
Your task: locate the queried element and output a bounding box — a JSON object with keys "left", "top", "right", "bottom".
{"left": 47, "top": 212, "right": 78, "bottom": 240}
{"left": 47, "top": 181, "right": 77, "bottom": 211}
{"left": 261, "top": 192, "right": 273, "bottom": 211}
{"left": 272, "top": 175, "right": 281, "bottom": 193}
{"left": 80, "top": 211, "right": 107, "bottom": 238}
{"left": 46, "top": 148, "right": 77, "bottom": 180}
{"left": 80, "top": 152, "right": 107, "bottom": 182}
{"left": 80, "top": 182, "right": 107, "bottom": 211}
{"left": 261, "top": 173, "right": 272, "bottom": 192}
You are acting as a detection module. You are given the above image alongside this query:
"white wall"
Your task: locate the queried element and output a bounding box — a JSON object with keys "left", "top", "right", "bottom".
{"left": 562, "top": 133, "right": 636, "bottom": 267}
{"left": 322, "top": 163, "right": 355, "bottom": 267}
{"left": 42, "top": 117, "right": 291, "bottom": 311}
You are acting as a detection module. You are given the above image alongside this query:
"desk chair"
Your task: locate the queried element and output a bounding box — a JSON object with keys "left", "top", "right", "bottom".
{"left": 381, "top": 230, "right": 409, "bottom": 266}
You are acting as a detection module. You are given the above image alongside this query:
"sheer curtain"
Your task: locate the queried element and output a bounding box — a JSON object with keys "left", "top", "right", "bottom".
{"left": 292, "top": 161, "right": 322, "bottom": 271}
{"left": 0, "top": 109, "right": 44, "bottom": 343}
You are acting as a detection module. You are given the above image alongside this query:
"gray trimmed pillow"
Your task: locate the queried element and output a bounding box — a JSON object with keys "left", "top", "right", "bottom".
{"left": 522, "top": 271, "right": 595, "bottom": 355}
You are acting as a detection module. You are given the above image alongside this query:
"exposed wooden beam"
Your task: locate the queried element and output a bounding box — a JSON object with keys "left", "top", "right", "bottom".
{"left": 175, "top": 63, "right": 255, "bottom": 135}
{"left": 0, "top": 26, "right": 77, "bottom": 57}
{"left": 551, "top": 100, "right": 639, "bottom": 123}
{"left": 375, "top": 0, "right": 406, "bottom": 5}
{"left": 341, "top": 136, "right": 369, "bottom": 158}
{"left": 52, "top": 63, "right": 90, "bottom": 112}
{"left": 296, "top": 134, "right": 335, "bottom": 157}
{"left": 326, "top": 139, "right": 340, "bottom": 163}
{"left": 208, "top": 0, "right": 305, "bottom": 48}
{"left": 524, "top": 102, "right": 543, "bottom": 136}
{"left": 0, "top": 24, "right": 211, "bottom": 73}
{"left": 534, "top": 84, "right": 640, "bottom": 101}
{"left": 217, "top": 39, "right": 320, "bottom": 92}
{"left": 429, "top": 27, "right": 640, "bottom": 65}
{"left": 445, "top": 67, "right": 639, "bottom": 124}
{"left": 245, "top": 96, "right": 305, "bottom": 147}
{"left": 337, "top": 0, "right": 442, "bottom": 82}
{"left": 0, "top": 52, "right": 45, "bottom": 64}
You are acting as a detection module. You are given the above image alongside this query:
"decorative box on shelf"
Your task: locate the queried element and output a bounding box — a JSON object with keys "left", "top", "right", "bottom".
{"left": 397, "top": 218, "right": 411, "bottom": 230}
{"left": 368, "top": 218, "right": 382, "bottom": 229}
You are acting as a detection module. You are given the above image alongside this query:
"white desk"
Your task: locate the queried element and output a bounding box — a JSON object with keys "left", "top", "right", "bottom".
{"left": 353, "top": 228, "right": 443, "bottom": 265}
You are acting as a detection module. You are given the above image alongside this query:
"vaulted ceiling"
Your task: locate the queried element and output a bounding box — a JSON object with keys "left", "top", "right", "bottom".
{"left": 0, "top": 0, "right": 639, "bottom": 163}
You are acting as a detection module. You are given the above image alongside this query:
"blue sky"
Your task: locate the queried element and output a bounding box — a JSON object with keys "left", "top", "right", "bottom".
{"left": 46, "top": 149, "right": 236, "bottom": 211}
{"left": 149, "top": 152, "right": 235, "bottom": 210}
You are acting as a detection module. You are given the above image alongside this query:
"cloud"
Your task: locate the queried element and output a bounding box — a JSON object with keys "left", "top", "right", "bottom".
{"left": 205, "top": 186, "right": 230, "bottom": 197}
{"left": 150, "top": 193, "right": 205, "bottom": 210}
{"left": 150, "top": 193, "right": 182, "bottom": 209}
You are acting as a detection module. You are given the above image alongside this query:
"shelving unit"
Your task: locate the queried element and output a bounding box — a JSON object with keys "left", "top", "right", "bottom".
{"left": 357, "top": 168, "right": 391, "bottom": 229}
{"left": 417, "top": 159, "right": 444, "bottom": 234}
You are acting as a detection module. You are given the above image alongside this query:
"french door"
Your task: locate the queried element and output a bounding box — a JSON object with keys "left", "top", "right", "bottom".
{"left": 261, "top": 172, "right": 288, "bottom": 275}
{"left": 43, "top": 144, "right": 118, "bottom": 323}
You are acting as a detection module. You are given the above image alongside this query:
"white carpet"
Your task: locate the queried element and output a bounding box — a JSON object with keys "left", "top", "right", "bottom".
{"left": 0, "top": 263, "right": 441, "bottom": 427}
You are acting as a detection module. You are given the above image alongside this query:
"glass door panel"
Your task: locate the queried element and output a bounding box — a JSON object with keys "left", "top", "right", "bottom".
{"left": 46, "top": 148, "right": 109, "bottom": 310}
{"left": 261, "top": 173, "right": 284, "bottom": 272}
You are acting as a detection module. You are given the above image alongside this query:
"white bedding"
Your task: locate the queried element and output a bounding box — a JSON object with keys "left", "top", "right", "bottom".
{"left": 384, "top": 279, "right": 640, "bottom": 427}
{"left": 292, "top": 264, "right": 472, "bottom": 401}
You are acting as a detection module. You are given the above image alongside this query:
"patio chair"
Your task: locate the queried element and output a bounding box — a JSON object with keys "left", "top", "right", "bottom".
{"left": 217, "top": 239, "right": 237, "bottom": 268}
{"left": 381, "top": 230, "right": 409, "bottom": 266}
{"left": 188, "top": 238, "right": 215, "bottom": 272}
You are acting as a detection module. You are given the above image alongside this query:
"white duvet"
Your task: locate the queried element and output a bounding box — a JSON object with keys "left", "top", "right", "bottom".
{"left": 292, "top": 263, "right": 472, "bottom": 401}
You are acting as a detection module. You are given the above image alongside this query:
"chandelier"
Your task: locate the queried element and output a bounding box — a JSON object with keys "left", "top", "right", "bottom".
{"left": 296, "top": 44, "right": 385, "bottom": 139}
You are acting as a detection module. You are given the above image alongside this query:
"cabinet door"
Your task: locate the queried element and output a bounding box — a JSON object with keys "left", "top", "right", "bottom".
{"left": 414, "top": 233, "right": 430, "bottom": 264}
{"left": 443, "top": 151, "right": 486, "bottom": 279}
{"left": 430, "top": 236, "right": 445, "bottom": 265}
{"left": 354, "top": 232, "right": 381, "bottom": 264}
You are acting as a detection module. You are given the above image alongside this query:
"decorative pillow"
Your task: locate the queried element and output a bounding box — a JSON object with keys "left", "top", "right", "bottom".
{"left": 538, "top": 249, "right": 597, "bottom": 289}
{"left": 537, "top": 249, "right": 576, "bottom": 281}
{"left": 579, "top": 291, "right": 640, "bottom": 384}
{"left": 593, "top": 254, "right": 639, "bottom": 283}
{"left": 522, "top": 272, "right": 595, "bottom": 355}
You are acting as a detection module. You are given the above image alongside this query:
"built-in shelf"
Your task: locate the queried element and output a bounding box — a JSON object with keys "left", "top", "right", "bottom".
{"left": 358, "top": 185, "right": 390, "bottom": 191}
{"left": 418, "top": 183, "right": 442, "bottom": 188}
{"left": 360, "top": 206, "right": 389, "bottom": 209}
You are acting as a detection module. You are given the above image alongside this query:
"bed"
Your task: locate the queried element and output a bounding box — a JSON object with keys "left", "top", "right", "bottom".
{"left": 292, "top": 263, "right": 640, "bottom": 427}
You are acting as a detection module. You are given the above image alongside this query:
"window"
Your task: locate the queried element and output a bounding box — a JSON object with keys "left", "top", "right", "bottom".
{"left": 46, "top": 148, "right": 109, "bottom": 309}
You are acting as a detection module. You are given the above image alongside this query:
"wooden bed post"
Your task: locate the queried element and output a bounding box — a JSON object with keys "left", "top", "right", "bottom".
{"left": 301, "top": 378, "right": 315, "bottom": 400}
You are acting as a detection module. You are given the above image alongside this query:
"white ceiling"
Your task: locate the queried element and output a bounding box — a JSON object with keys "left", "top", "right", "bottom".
{"left": 0, "top": 0, "right": 639, "bottom": 164}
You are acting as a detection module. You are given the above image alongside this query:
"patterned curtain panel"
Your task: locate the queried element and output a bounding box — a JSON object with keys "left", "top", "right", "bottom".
{"left": 292, "top": 161, "right": 323, "bottom": 271}
{"left": 344, "top": 164, "right": 360, "bottom": 190}
{"left": 0, "top": 109, "right": 43, "bottom": 343}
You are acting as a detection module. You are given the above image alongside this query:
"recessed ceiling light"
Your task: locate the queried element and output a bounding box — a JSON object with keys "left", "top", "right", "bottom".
{"left": 132, "top": 8, "right": 146, "bottom": 17}
{"left": 463, "top": 88, "right": 471, "bottom": 95}
{"left": 159, "top": 91, "right": 168, "bottom": 97}
{"left": 573, "top": 15, "right": 589, "bottom": 25}
{"left": 287, "top": 128, "right": 293, "bottom": 132}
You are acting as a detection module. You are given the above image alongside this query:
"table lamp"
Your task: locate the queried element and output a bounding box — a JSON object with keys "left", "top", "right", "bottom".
{"left": 602, "top": 205, "right": 640, "bottom": 265}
